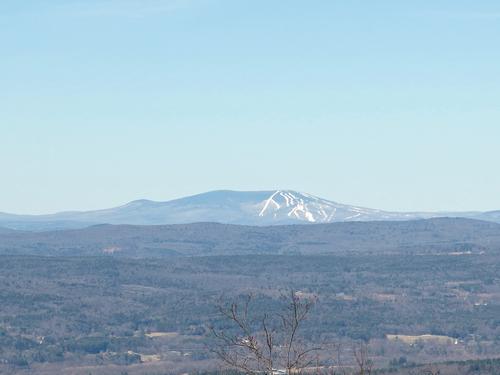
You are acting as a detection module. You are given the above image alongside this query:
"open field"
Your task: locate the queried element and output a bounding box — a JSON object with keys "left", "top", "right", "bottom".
{"left": 386, "top": 334, "right": 457, "bottom": 345}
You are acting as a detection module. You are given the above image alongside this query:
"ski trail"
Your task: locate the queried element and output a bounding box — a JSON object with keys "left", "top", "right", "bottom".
{"left": 259, "top": 190, "right": 281, "bottom": 217}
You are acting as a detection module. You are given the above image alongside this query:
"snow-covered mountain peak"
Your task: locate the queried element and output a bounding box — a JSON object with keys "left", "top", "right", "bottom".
{"left": 254, "top": 190, "right": 425, "bottom": 224}
{"left": 0, "top": 189, "right": 496, "bottom": 231}
{"left": 257, "top": 190, "right": 343, "bottom": 223}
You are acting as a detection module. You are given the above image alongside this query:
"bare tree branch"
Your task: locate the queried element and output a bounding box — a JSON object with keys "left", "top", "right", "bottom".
{"left": 211, "top": 290, "right": 319, "bottom": 374}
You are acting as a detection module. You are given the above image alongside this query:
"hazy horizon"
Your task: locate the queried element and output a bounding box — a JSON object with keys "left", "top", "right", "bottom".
{"left": 0, "top": 188, "right": 495, "bottom": 217}
{"left": 2, "top": 0, "right": 499, "bottom": 214}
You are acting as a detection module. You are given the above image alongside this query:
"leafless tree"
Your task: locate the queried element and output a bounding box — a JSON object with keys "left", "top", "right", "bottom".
{"left": 211, "top": 290, "right": 320, "bottom": 375}
{"left": 316, "top": 341, "right": 375, "bottom": 375}
{"left": 352, "top": 342, "right": 373, "bottom": 375}
{"left": 324, "top": 342, "right": 348, "bottom": 375}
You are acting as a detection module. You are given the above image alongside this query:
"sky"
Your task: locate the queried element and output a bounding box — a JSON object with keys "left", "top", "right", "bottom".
{"left": 1, "top": 0, "right": 500, "bottom": 214}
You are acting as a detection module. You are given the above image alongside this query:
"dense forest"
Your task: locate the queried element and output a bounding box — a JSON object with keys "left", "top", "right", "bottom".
{"left": 2, "top": 249, "right": 500, "bottom": 374}
{"left": 1, "top": 218, "right": 500, "bottom": 257}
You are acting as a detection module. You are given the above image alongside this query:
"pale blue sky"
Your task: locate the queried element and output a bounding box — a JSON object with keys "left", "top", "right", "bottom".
{"left": 1, "top": 0, "right": 499, "bottom": 214}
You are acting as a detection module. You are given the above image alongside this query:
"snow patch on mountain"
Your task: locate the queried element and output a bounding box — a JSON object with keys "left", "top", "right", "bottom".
{"left": 0, "top": 189, "right": 497, "bottom": 231}
{"left": 255, "top": 190, "right": 398, "bottom": 223}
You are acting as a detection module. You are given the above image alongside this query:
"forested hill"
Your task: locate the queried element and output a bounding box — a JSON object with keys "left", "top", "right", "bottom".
{"left": 1, "top": 217, "right": 499, "bottom": 257}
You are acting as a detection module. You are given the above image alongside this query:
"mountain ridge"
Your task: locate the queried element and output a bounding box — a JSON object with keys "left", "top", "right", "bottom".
{"left": 1, "top": 217, "right": 499, "bottom": 257}
{"left": 0, "top": 189, "right": 495, "bottom": 231}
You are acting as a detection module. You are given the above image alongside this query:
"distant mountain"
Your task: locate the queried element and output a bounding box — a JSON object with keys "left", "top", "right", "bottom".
{"left": 477, "top": 210, "right": 500, "bottom": 222}
{"left": 1, "top": 218, "right": 499, "bottom": 257}
{"left": 0, "top": 226, "right": 17, "bottom": 234}
{"left": 0, "top": 190, "right": 496, "bottom": 231}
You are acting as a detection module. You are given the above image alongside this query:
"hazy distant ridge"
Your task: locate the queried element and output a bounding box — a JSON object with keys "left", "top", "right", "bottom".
{"left": 0, "top": 190, "right": 497, "bottom": 231}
